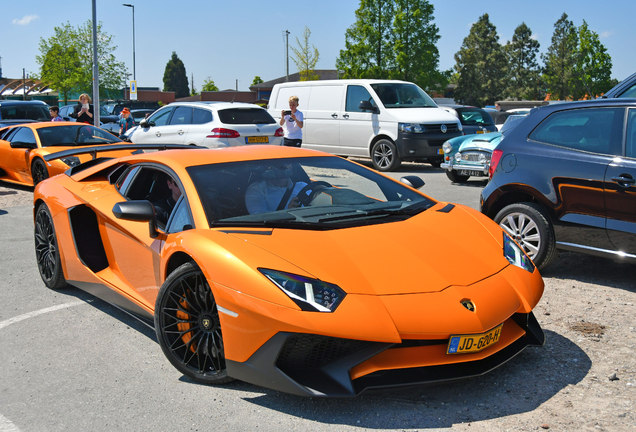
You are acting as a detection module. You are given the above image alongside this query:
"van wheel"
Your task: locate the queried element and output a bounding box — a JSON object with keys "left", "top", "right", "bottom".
{"left": 371, "top": 139, "right": 401, "bottom": 172}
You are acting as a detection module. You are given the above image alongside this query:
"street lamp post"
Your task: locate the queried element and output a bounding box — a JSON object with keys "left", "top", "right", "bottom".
{"left": 122, "top": 4, "right": 136, "bottom": 82}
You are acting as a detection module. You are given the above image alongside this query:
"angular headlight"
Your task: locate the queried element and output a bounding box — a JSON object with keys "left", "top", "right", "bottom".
{"left": 259, "top": 269, "right": 346, "bottom": 312}
{"left": 61, "top": 156, "right": 81, "bottom": 167}
{"left": 442, "top": 141, "right": 452, "bottom": 154}
{"left": 398, "top": 123, "right": 425, "bottom": 133}
{"left": 503, "top": 233, "right": 535, "bottom": 272}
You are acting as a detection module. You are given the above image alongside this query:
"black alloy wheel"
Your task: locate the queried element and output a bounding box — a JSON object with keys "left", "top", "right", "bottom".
{"left": 31, "top": 159, "right": 49, "bottom": 186}
{"left": 155, "top": 262, "right": 232, "bottom": 384}
{"left": 34, "top": 204, "right": 67, "bottom": 289}
{"left": 371, "top": 139, "right": 401, "bottom": 172}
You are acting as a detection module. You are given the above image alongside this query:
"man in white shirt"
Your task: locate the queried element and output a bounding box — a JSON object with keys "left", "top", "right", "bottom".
{"left": 280, "top": 95, "right": 304, "bottom": 147}
{"left": 245, "top": 165, "right": 307, "bottom": 214}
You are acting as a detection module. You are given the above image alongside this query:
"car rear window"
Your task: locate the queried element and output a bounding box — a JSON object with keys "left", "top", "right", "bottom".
{"left": 217, "top": 108, "right": 276, "bottom": 125}
{"left": 0, "top": 104, "right": 50, "bottom": 121}
{"left": 457, "top": 108, "right": 494, "bottom": 126}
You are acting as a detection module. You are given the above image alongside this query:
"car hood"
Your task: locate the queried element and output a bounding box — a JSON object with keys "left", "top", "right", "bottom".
{"left": 220, "top": 203, "right": 507, "bottom": 296}
{"left": 384, "top": 107, "right": 460, "bottom": 125}
{"left": 456, "top": 132, "right": 502, "bottom": 151}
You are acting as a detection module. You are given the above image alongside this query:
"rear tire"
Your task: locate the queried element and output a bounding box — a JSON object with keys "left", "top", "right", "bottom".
{"left": 371, "top": 139, "right": 401, "bottom": 172}
{"left": 446, "top": 170, "right": 470, "bottom": 183}
{"left": 494, "top": 202, "right": 558, "bottom": 270}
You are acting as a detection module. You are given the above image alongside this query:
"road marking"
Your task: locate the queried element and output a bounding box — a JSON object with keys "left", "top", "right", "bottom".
{"left": 0, "top": 413, "right": 20, "bottom": 432}
{"left": 0, "top": 301, "right": 85, "bottom": 331}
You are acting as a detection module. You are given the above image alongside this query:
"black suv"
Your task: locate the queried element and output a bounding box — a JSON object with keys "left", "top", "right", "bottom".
{"left": 481, "top": 99, "right": 636, "bottom": 269}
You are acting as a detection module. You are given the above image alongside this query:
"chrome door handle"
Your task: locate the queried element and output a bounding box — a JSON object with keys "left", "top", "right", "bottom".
{"left": 155, "top": 131, "right": 161, "bottom": 137}
{"left": 343, "top": 114, "right": 349, "bottom": 119}
{"left": 612, "top": 175, "right": 635, "bottom": 187}
{"left": 331, "top": 113, "right": 338, "bottom": 118}
{"left": 178, "top": 130, "right": 185, "bottom": 135}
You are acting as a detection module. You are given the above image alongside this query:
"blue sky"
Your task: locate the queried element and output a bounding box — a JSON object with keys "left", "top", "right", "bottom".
{"left": 2, "top": 0, "right": 633, "bottom": 92}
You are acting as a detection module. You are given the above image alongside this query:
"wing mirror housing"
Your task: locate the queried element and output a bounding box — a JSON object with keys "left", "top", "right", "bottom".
{"left": 139, "top": 118, "right": 154, "bottom": 128}
{"left": 359, "top": 100, "right": 379, "bottom": 113}
{"left": 400, "top": 176, "right": 425, "bottom": 190}
{"left": 10, "top": 141, "right": 38, "bottom": 149}
{"left": 112, "top": 200, "right": 158, "bottom": 238}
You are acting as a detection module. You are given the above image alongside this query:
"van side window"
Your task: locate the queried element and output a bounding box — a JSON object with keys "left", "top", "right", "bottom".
{"left": 346, "top": 86, "right": 376, "bottom": 112}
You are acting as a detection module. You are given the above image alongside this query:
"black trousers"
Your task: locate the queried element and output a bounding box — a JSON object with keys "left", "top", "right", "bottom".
{"left": 283, "top": 138, "right": 302, "bottom": 147}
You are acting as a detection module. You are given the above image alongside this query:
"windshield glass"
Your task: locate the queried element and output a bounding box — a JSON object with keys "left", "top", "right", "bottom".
{"left": 370, "top": 83, "right": 437, "bottom": 108}
{"left": 0, "top": 104, "right": 50, "bottom": 121}
{"left": 500, "top": 115, "right": 528, "bottom": 134}
{"left": 37, "top": 125, "right": 123, "bottom": 147}
{"left": 457, "top": 108, "right": 494, "bottom": 126}
{"left": 187, "top": 156, "right": 435, "bottom": 229}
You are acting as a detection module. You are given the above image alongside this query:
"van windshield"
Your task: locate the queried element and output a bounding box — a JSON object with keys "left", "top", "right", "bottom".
{"left": 370, "top": 83, "right": 437, "bottom": 109}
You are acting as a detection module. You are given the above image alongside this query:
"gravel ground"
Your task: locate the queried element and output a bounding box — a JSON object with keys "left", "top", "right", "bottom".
{"left": 1, "top": 181, "right": 634, "bottom": 431}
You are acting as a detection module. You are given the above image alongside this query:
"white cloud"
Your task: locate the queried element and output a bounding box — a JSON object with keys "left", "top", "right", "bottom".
{"left": 600, "top": 30, "right": 614, "bottom": 39}
{"left": 12, "top": 15, "right": 40, "bottom": 25}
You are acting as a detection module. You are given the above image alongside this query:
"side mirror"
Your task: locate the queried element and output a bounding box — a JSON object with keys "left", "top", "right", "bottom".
{"left": 359, "top": 100, "right": 379, "bottom": 113}
{"left": 139, "top": 119, "right": 154, "bottom": 128}
{"left": 10, "top": 141, "right": 37, "bottom": 149}
{"left": 112, "top": 200, "right": 158, "bottom": 238}
{"left": 400, "top": 176, "right": 425, "bottom": 190}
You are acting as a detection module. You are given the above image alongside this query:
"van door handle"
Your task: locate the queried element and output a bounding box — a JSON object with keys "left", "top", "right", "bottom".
{"left": 612, "top": 175, "right": 635, "bottom": 187}
{"left": 343, "top": 114, "right": 349, "bottom": 119}
{"left": 155, "top": 131, "right": 161, "bottom": 137}
{"left": 331, "top": 113, "right": 338, "bottom": 118}
{"left": 178, "top": 130, "right": 185, "bottom": 135}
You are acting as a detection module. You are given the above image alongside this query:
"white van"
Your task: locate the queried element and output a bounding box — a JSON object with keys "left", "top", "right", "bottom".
{"left": 268, "top": 79, "right": 463, "bottom": 171}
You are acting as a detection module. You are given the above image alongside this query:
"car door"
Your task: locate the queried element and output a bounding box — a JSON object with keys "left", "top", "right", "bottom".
{"left": 3, "top": 127, "right": 38, "bottom": 182}
{"left": 303, "top": 85, "right": 343, "bottom": 152}
{"left": 162, "top": 106, "right": 192, "bottom": 144}
{"left": 339, "top": 84, "right": 380, "bottom": 157}
{"left": 131, "top": 106, "right": 175, "bottom": 144}
{"left": 605, "top": 108, "right": 636, "bottom": 254}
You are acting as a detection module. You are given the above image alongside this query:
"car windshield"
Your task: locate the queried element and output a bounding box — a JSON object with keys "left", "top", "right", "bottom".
{"left": 500, "top": 114, "right": 528, "bottom": 134}
{"left": 457, "top": 108, "right": 494, "bottom": 126}
{"left": 217, "top": 108, "right": 276, "bottom": 125}
{"left": 36, "top": 125, "right": 123, "bottom": 147}
{"left": 187, "top": 156, "right": 435, "bottom": 229}
{"left": 0, "top": 104, "right": 50, "bottom": 121}
{"left": 370, "top": 83, "right": 437, "bottom": 108}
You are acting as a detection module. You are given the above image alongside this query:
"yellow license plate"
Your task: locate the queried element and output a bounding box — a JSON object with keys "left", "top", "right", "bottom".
{"left": 476, "top": 130, "right": 485, "bottom": 134}
{"left": 447, "top": 324, "right": 503, "bottom": 354}
{"left": 246, "top": 136, "right": 269, "bottom": 144}
{"left": 437, "top": 148, "right": 444, "bottom": 155}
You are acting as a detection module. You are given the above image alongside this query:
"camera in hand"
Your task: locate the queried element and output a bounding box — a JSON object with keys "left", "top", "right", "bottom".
{"left": 283, "top": 110, "right": 292, "bottom": 116}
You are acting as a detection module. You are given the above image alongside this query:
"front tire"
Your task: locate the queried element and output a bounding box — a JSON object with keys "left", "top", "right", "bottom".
{"left": 155, "top": 262, "right": 233, "bottom": 385}
{"left": 371, "top": 139, "right": 401, "bottom": 172}
{"left": 31, "top": 159, "right": 49, "bottom": 186}
{"left": 34, "top": 204, "right": 67, "bottom": 289}
{"left": 494, "top": 202, "right": 558, "bottom": 270}
{"left": 446, "top": 170, "right": 470, "bottom": 183}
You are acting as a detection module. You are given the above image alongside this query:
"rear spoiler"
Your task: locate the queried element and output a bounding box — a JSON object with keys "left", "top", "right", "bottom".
{"left": 43, "top": 143, "right": 206, "bottom": 162}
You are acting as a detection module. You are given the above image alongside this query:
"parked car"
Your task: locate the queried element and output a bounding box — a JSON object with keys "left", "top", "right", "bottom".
{"left": 441, "top": 114, "right": 529, "bottom": 183}
{"left": 0, "top": 100, "right": 51, "bottom": 126}
{"left": 481, "top": 99, "right": 636, "bottom": 269}
{"left": 483, "top": 108, "right": 512, "bottom": 131}
{"left": 601, "top": 72, "right": 636, "bottom": 99}
{"left": 128, "top": 102, "right": 283, "bottom": 147}
{"left": 439, "top": 105, "right": 497, "bottom": 135}
{"left": 35, "top": 143, "right": 544, "bottom": 396}
{"left": 0, "top": 122, "right": 132, "bottom": 185}
{"left": 268, "top": 79, "right": 463, "bottom": 171}
{"left": 59, "top": 104, "right": 120, "bottom": 125}
{"left": 103, "top": 100, "right": 161, "bottom": 116}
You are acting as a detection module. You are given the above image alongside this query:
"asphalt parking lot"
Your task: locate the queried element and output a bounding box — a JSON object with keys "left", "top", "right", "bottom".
{"left": 0, "top": 162, "right": 634, "bottom": 432}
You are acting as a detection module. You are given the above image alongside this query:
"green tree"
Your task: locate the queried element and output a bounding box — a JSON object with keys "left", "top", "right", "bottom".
{"left": 505, "top": 23, "right": 541, "bottom": 100}
{"left": 542, "top": 13, "right": 578, "bottom": 100}
{"left": 291, "top": 26, "right": 320, "bottom": 81}
{"left": 336, "top": 0, "right": 395, "bottom": 79}
{"left": 252, "top": 76, "right": 264, "bottom": 86}
{"left": 201, "top": 77, "right": 219, "bottom": 92}
{"left": 35, "top": 21, "right": 127, "bottom": 101}
{"left": 575, "top": 20, "right": 613, "bottom": 98}
{"left": 454, "top": 14, "right": 508, "bottom": 106}
{"left": 163, "top": 52, "right": 190, "bottom": 98}
{"left": 390, "top": 0, "right": 447, "bottom": 91}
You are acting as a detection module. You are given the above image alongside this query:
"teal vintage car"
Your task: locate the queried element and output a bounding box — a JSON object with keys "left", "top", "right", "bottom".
{"left": 440, "top": 114, "right": 528, "bottom": 183}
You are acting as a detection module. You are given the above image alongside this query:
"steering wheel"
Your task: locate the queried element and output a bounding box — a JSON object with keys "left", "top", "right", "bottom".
{"left": 296, "top": 181, "right": 332, "bottom": 207}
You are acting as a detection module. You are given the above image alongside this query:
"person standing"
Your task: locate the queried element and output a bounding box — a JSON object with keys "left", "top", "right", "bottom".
{"left": 118, "top": 108, "right": 135, "bottom": 138}
{"left": 71, "top": 93, "right": 95, "bottom": 124}
{"left": 49, "top": 106, "right": 64, "bottom": 122}
{"left": 280, "top": 95, "right": 303, "bottom": 147}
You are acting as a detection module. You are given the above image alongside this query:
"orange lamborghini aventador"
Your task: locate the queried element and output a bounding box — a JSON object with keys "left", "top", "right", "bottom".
{"left": 0, "top": 122, "right": 130, "bottom": 186}
{"left": 33, "top": 144, "right": 545, "bottom": 397}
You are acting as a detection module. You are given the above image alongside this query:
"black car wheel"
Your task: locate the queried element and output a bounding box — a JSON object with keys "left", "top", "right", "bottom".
{"left": 371, "top": 139, "right": 401, "bottom": 172}
{"left": 429, "top": 160, "right": 442, "bottom": 168}
{"left": 31, "top": 159, "right": 49, "bottom": 186}
{"left": 155, "top": 262, "right": 232, "bottom": 385}
{"left": 446, "top": 170, "right": 470, "bottom": 183}
{"left": 34, "top": 204, "right": 67, "bottom": 289}
{"left": 494, "top": 202, "right": 558, "bottom": 270}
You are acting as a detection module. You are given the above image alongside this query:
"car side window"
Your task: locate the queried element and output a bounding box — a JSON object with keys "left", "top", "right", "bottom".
{"left": 165, "top": 196, "right": 193, "bottom": 233}
{"left": 169, "top": 107, "right": 193, "bottom": 125}
{"left": 192, "top": 108, "right": 213, "bottom": 124}
{"left": 528, "top": 107, "right": 624, "bottom": 156}
{"left": 345, "top": 85, "right": 376, "bottom": 112}
{"left": 148, "top": 107, "right": 174, "bottom": 126}
{"left": 627, "top": 109, "right": 636, "bottom": 159}
{"left": 10, "top": 127, "right": 37, "bottom": 145}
